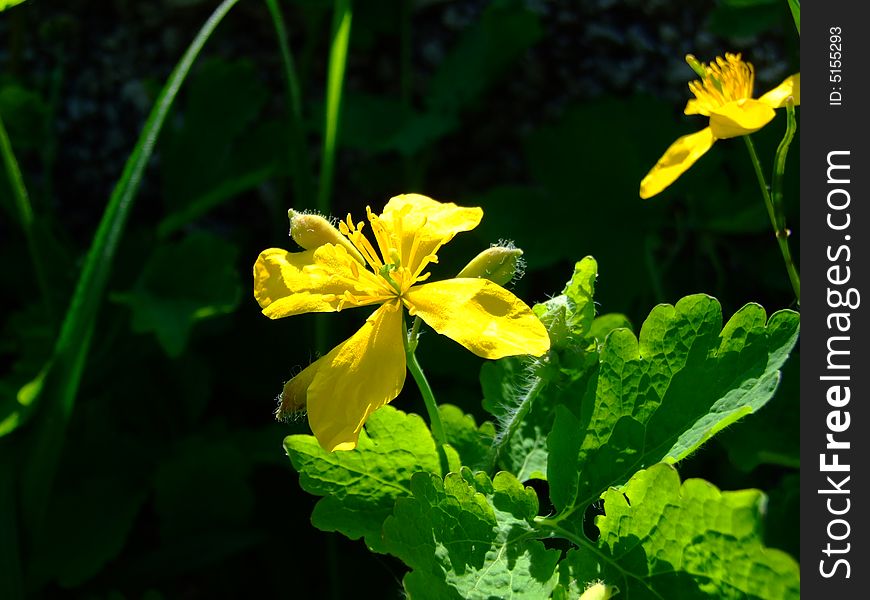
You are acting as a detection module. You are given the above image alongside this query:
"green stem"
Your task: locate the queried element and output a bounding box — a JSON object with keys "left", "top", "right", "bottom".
{"left": 536, "top": 520, "right": 666, "bottom": 600}
{"left": 408, "top": 314, "right": 423, "bottom": 349}
{"left": 489, "top": 374, "right": 546, "bottom": 472}
{"left": 264, "top": 0, "right": 314, "bottom": 206}
{"left": 0, "top": 113, "right": 52, "bottom": 318}
{"left": 403, "top": 314, "right": 446, "bottom": 446}
{"left": 317, "top": 0, "right": 352, "bottom": 215}
{"left": 743, "top": 135, "right": 800, "bottom": 304}
{"left": 771, "top": 101, "right": 797, "bottom": 232}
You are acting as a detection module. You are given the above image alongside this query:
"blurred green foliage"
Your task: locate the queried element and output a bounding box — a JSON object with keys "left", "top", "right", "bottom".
{"left": 1, "top": 0, "right": 799, "bottom": 597}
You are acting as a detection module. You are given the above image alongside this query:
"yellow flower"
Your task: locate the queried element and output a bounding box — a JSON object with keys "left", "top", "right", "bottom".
{"left": 254, "top": 194, "right": 550, "bottom": 452}
{"left": 640, "top": 53, "right": 800, "bottom": 199}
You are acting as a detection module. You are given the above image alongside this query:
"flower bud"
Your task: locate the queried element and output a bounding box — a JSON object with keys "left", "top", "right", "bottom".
{"left": 456, "top": 245, "right": 524, "bottom": 286}
{"left": 579, "top": 582, "right": 618, "bottom": 600}
{"left": 288, "top": 209, "right": 365, "bottom": 264}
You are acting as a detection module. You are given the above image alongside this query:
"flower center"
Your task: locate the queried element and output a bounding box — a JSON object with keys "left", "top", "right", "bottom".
{"left": 686, "top": 53, "right": 755, "bottom": 114}
{"left": 337, "top": 207, "right": 438, "bottom": 298}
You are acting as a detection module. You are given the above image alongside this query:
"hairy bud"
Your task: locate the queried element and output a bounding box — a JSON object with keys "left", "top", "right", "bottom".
{"left": 456, "top": 245, "right": 524, "bottom": 286}
{"left": 288, "top": 209, "right": 365, "bottom": 264}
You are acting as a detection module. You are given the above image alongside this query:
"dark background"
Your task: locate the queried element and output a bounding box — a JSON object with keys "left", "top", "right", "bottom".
{"left": 1, "top": 0, "right": 799, "bottom": 597}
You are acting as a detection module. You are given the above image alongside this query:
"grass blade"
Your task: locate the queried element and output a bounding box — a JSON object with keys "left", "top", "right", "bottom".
{"left": 317, "top": 0, "right": 352, "bottom": 214}
{"left": 0, "top": 113, "right": 52, "bottom": 320}
{"left": 264, "top": 0, "right": 315, "bottom": 207}
{"left": 786, "top": 0, "right": 800, "bottom": 34}
{"left": 17, "top": 0, "right": 243, "bottom": 548}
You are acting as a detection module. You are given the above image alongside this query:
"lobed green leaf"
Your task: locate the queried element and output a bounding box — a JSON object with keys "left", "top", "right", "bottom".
{"left": 383, "top": 468, "right": 560, "bottom": 599}
{"left": 555, "top": 463, "right": 800, "bottom": 599}
{"left": 438, "top": 404, "right": 496, "bottom": 472}
{"left": 549, "top": 295, "right": 800, "bottom": 511}
{"left": 284, "top": 406, "right": 440, "bottom": 553}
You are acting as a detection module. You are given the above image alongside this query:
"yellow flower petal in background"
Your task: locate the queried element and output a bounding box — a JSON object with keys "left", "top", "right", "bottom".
{"left": 404, "top": 278, "right": 550, "bottom": 359}
{"left": 305, "top": 301, "right": 407, "bottom": 452}
{"left": 758, "top": 73, "right": 800, "bottom": 108}
{"left": 639, "top": 128, "right": 716, "bottom": 200}
{"left": 640, "top": 53, "right": 800, "bottom": 199}
{"left": 254, "top": 244, "right": 390, "bottom": 318}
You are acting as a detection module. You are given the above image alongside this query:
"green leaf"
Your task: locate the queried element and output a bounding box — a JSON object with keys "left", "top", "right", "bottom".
{"left": 787, "top": 0, "right": 800, "bottom": 34}
{"left": 426, "top": 0, "right": 542, "bottom": 114}
{"left": 487, "top": 258, "right": 601, "bottom": 481}
{"left": 16, "top": 0, "right": 243, "bottom": 542}
{"left": 533, "top": 257, "right": 597, "bottom": 349}
{"left": 549, "top": 295, "right": 800, "bottom": 511}
{"left": 480, "top": 356, "right": 547, "bottom": 481}
{"left": 718, "top": 355, "right": 799, "bottom": 471}
{"left": 0, "top": 0, "right": 27, "bottom": 12}
{"left": 557, "top": 464, "right": 800, "bottom": 598}
{"left": 159, "top": 58, "right": 272, "bottom": 231}
{"left": 589, "top": 313, "right": 632, "bottom": 344}
{"left": 438, "top": 404, "right": 495, "bottom": 472}
{"left": 383, "top": 469, "right": 560, "bottom": 599}
{"left": 114, "top": 232, "right": 242, "bottom": 356}
{"left": 284, "top": 406, "right": 441, "bottom": 553}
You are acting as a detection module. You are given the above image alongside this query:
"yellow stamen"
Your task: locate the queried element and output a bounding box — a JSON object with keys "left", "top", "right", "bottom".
{"left": 687, "top": 53, "right": 755, "bottom": 115}
{"left": 343, "top": 219, "right": 384, "bottom": 273}
{"left": 366, "top": 207, "right": 394, "bottom": 263}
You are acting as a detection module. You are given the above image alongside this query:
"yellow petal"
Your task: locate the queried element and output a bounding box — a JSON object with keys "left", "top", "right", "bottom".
{"left": 684, "top": 98, "right": 707, "bottom": 116}
{"left": 277, "top": 356, "right": 322, "bottom": 420}
{"left": 253, "top": 244, "right": 390, "bottom": 319}
{"left": 708, "top": 98, "right": 775, "bottom": 139}
{"left": 639, "top": 128, "right": 716, "bottom": 199}
{"left": 379, "top": 194, "right": 483, "bottom": 274}
{"left": 758, "top": 73, "right": 800, "bottom": 108}
{"left": 306, "top": 301, "right": 407, "bottom": 452}
{"left": 404, "top": 278, "right": 550, "bottom": 359}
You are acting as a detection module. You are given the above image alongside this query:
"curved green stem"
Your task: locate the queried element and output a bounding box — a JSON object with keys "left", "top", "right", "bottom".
{"left": 743, "top": 135, "right": 800, "bottom": 304}
{"left": 403, "top": 314, "right": 445, "bottom": 446}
